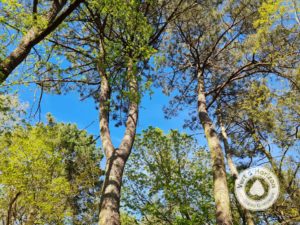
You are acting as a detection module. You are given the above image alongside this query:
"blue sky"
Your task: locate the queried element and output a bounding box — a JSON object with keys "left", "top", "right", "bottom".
{"left": 15, "top": 83, "right": 200, "bottom": 148}
{"left": 3, "top": 63, "right": 294, "bottom": 172}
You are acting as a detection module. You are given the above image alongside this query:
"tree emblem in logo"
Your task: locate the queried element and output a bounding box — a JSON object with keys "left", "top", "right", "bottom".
{"left": 249, "top": 180, "right": 265, "bottom": 196}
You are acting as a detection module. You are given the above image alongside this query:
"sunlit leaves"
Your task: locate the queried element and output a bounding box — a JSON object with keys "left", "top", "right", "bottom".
{"left": 122, "top": 127, "right": 215, "bottom": 224}
{"left": 0, "top": 119, "right": 102, "bottom": 224}
{"left": 0, "top": 93, "right": 27, "bottom": 131}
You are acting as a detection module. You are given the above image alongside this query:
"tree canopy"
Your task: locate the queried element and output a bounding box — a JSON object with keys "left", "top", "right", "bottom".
{"left": 0, "top": 116, "right": 102, "bottom": 224}
{"left": 0, "top": 0, "right": 299, "bottom": 224}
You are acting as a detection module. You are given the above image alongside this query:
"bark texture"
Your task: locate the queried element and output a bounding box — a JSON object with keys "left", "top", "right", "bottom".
{"left": 98, "top": 59, "right": 138, "bottom": 225}
{"left": 220, "top": 122, "right": 255, "bottom": 225}
{"left": 0, "top": 0, "right": 83, "bottom": 84}
{"left": 197, "top": 72, "right": 233, "bottom": 225}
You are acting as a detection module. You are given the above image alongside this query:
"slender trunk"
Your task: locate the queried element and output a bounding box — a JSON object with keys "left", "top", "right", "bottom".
{"left": 219, "top": 122, "right": 255, "bottom": 225}
{"left": 6, "top": 192, "right": 21, "bottom": 225}
{"left": 197, "top": 72, "right": 233, "bottom": 225}
{"left": 220, "top": 125, "right": 238, "bottom": 178}
{"left": 233, "top": 194, "right": 246, "bottom": 225}
{"left": 98, "top": 59, "right": 138, "bottom": 225}
{"left": 0, "top": 0, "right": 82, "bottom": 84}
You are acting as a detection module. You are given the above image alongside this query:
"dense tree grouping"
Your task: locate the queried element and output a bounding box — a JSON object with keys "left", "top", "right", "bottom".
{"left": 0, "top": 0, "right": 299, "bottom": 224}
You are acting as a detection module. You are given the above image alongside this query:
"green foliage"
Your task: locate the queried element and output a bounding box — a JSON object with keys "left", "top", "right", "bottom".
{"left": 235, "top": 81, "right": 275, "bottom": 130}
{"left": 120, "top": 212, "right": 139, "bottom": 225}
{"left": 122, "top": 127, "right": 215, "bottom": 225}
{"left": 0, "top": 93, "right": 27, "bottom": 131}
{"left": 94, "top": 0, "right": 155, "bottom": 60}
{"left": 0, "top": 1, "right": 299, "bottom": 224}
{"left": 219, "top": 78, "right": 300, "bottom": 223}
{"left": 0, "top": 118, "right": 102, "bottom": 224}
{"left": 225, "top": 78, "right": 299, "bottom": 150}
{"left": 247, "top": 0, "right": 300, "bottom": 54}
{"left": 253, "top": 0, "right": 299, "bottom": 34}
{"left": 0, "top": 0, "right": 64, "bottom": 33}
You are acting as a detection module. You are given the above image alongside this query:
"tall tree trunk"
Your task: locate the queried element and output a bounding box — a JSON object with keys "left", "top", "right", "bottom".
{"left": 98, "top": 59, "right": 138, "bottom": 225}
{"left": 0, "top": 0, "right": 83, "bottom": 84}
{"left": 197, "top": 72, "right": 233, "bottom": 225}
{"left": 99, "top": 153, "right": 128, "bottom": 225}
{"left": 219, "top": 121, "right": 255, "bottom": 225}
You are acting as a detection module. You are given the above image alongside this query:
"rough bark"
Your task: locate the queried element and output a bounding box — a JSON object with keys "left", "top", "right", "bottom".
{"left": 0, "top": 0, "right": 83, "bottom": 84}
{"left": 219, "top": 122, "right": 255, "bottom": 225}
{"left": 197, "top": 72, "right": 233, "bottom": 225}
{"left": 98, "top": 154, "right": 127, "bottom": 225}
{"left": 98, "top": 59, "right": 138, "bottom": 225}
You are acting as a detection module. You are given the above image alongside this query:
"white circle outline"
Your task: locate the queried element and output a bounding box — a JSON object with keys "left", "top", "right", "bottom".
{"left": 235, "top": 167, "right": 280, "bottom": 211}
